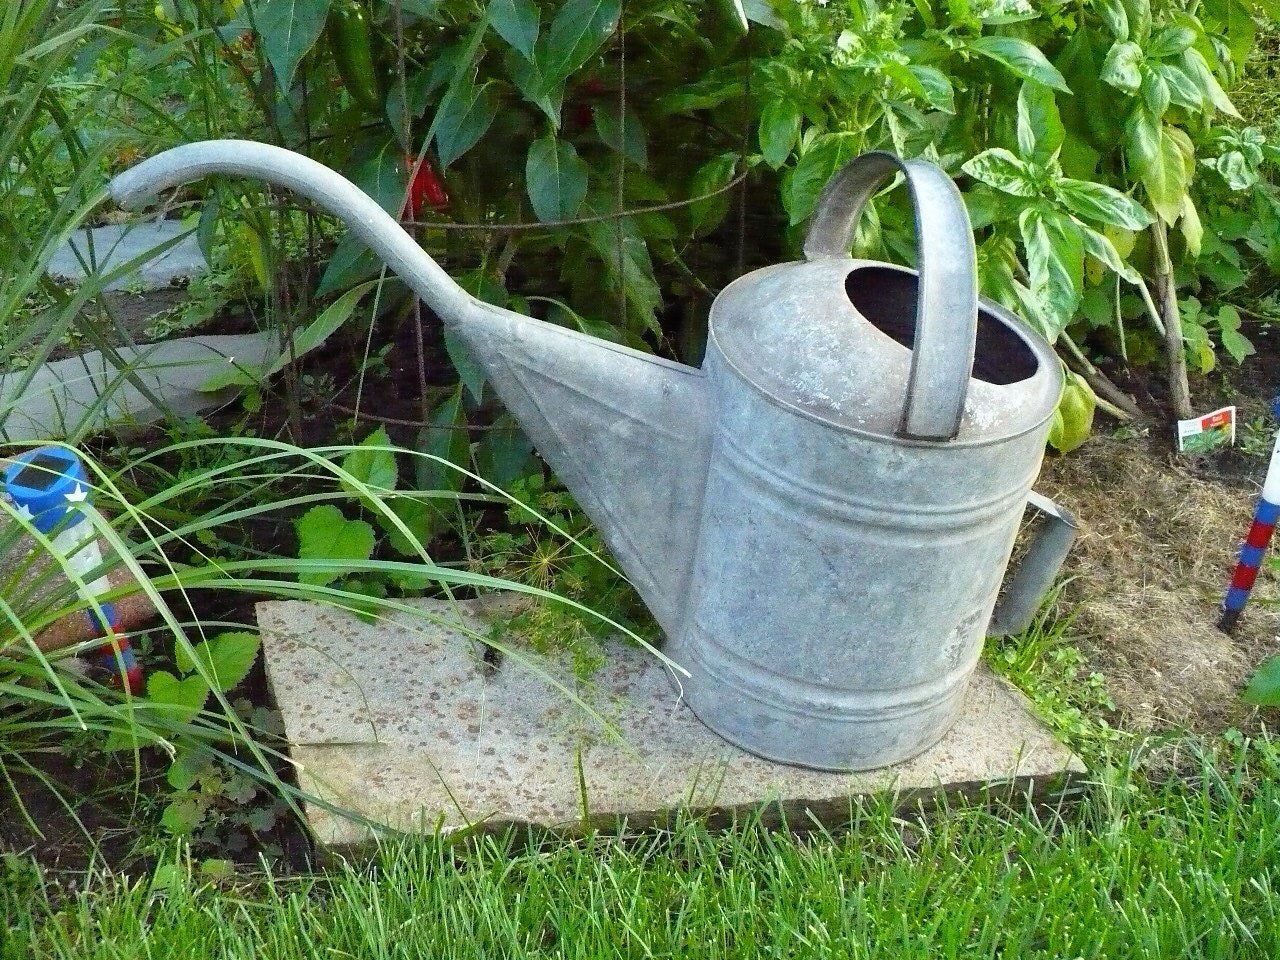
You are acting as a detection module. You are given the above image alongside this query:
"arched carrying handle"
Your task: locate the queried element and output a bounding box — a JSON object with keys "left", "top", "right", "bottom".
{"left": 804, "top": 152, "right": 978, "bottom": 441}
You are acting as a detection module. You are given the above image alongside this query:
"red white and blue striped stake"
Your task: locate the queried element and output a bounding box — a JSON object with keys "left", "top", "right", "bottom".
{"left": 1219, "top": 421, "right": 1280, "bottom": 635}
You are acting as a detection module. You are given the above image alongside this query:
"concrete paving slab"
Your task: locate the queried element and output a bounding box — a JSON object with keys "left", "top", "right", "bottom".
{"left": 47, "top": 222, "right": 206, "bottom": 292}
{"left": 0, "top": 333, "right": 278, "bottom": 441}
{"left": 258, "top": 598, "right": 1085, "bottom": 858}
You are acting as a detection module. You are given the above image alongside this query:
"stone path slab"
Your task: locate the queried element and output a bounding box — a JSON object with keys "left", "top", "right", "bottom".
{"left": 0, "top": 333, "right": 278, "bottom": 441}
{"left": 47, "top": 221, "right": 206, "bottom": 292}
{"left": 258, "top": 598, "right": 1085, "bottom": 858}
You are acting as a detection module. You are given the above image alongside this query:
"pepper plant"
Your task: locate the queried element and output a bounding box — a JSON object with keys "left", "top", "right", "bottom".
{"left": 138, "top": 0, "right": 1280, "bottom": 465}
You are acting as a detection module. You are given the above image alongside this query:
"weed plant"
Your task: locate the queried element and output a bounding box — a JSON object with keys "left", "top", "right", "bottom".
{"left": 2, "top": 435, "right": 667, "bottom": 856}
{"left": 985, "top": 591, "right": 1125, "bottom": 762}
{"left": 4, "top": 737, "right": 1279, "bottom": 958}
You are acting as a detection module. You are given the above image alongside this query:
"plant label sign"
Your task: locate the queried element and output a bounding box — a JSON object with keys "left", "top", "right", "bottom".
{"left": 1177, "top": 406, "right": 1236, "bottom": 454}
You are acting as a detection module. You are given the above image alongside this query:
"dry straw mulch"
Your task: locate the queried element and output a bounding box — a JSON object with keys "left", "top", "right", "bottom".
{"left": 1038, "top": 432, "right": 1280, "bottom": 734}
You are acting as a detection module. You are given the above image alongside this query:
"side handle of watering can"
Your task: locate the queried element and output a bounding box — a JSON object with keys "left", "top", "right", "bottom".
{"left": 804, "top": 151, "right": 977, "bottom": 442}
{"left": 987, "top": 492, "right": 1078, "bottom": 637}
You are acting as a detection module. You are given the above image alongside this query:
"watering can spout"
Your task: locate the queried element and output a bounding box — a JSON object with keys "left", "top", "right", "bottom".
{"left": 109, "top": 140, "right": 713, "bottom": 634}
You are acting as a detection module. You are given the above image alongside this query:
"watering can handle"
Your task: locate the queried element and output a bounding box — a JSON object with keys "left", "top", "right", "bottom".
{"left": 987, "top": 492, "right": 1079, "bottom": 637}
{"left": 803, "top": 152, "right": 977, "bottom": 441}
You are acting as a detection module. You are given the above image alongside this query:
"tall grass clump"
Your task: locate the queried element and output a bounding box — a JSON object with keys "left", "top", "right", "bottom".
{"left": 1, "top": 434, "right": 656, "bottom": 848}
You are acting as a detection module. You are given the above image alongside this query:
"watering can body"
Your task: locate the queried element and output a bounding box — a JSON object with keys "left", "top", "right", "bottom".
{"left": 678, "top": 266, "right": 1060, "bottom": 769}
{"left": 111, "top": 143, "right": 1072, "bottom": 772}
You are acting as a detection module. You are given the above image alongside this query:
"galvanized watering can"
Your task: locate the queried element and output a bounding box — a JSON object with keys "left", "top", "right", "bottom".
{"left": 112, "top": 143, "right": 1075, "bottom": 771}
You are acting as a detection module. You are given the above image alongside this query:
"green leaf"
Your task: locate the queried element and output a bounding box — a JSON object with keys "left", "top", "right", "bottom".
{"left": 387, "top": 65, "right": 444, "bottom": 150}
{"left": 1123, "top": 104, "right": 1161, "bottom": 178}
{"left": 505, "top": 45, "right": 562, "bottom": 124}
{"left": 744, "top": 0, "right": 787, "bottom": 30}
{"left": 416, "top": 385, "right": 471, "bottom": 494}
{"left": 176, "top": 632, "right": 260, "bottom": 695}
{"left": 525, "top": 135, "right": 589, "bottom": 223}
{"left": 1209, "top": 151, "right": 1256, "bottom": 191}
{"left": 294, "top": 505, "right": 376, "bottom": 588}
{"left": 352, "top": 140, "right": 412, "bottom": 214}
{"left": 961, "top": 148, "right": 1038, "bottom": 197}
{"left": 583, "top": 216, "right": 663, "bottom": 335}
{"left": 1020, "top": 205, "right": 1084, "bottom": 339}
{"left": 653, "top": 69, "right": 743, "bottom": 114}
{"left": 1140, "top": 64, "right": 1170, "bottom": 118}
{"left": 1017, "top": 82, "right": 1064, "bottom": 163}
{"left": 977, "top": 235, "right": 1043, "bottom": 332}
{"left": 538, "top": 0, "right": 619, "bottom": 92}
{"left": 1216, "top": 304, "right": 1255, "bottom": 364}
{"left": 1180, "top": 48, "right": 1240, "bottom": 117}
{"left": 488, "top": 0, "right": 539, "bottom": 58}
{"left": 1100, "top": 40, "right": 1143, "bottom": 94}
{"left": 474, "top": 415, "right": 535, "bottom": 489}
{"left": 161, "top": 799, "right": 204, "bottom": 837}
{"left": 1180, "top": 194, "right": 1203, "bottom": 258}
{"left": 907, "top": 64, "right": 955, "bottom": 114}
{"left": 434, "top": 75, "right": 500, "bottom": 169}
{"left": 1203, "top": 0, "right": 1258, "bottom": 70}
{"left": 758, "top": 100, "right": 802, "bottom": 169}
{"left": 969, "top": 35, "right": 1071, "bottom": 93}
{"left": 594, "top": 103, "right": 648, "bottom": 169}
{"left": 312, "top": 138, "right": 411, "bottom": 292}
{"left": 444, "top": 323, "right": 486, "bottom": 403}
{"left": 1242, "top": 654, "right": 1280, "bottom": 706}
{"left": 201, "top": 280, "right": 379, "bottom": 391}
{"left": 1147, "top": 25, "right": 1196, "bottom": 60}
{"left": 1142, "top": 127, "right": 1193, "bottom": 224}
{"left": 1057, "top": 30, "right": 1123, "bottom": 148}
{"left": 1055, "top": 179, "right": 1152, "bottom": 230}
{"left": 706, "top": 0, "right": 749, "bottom": 37}
{"left": 341, "top": 426, "right": 398, "bottom": 494}
{"left": 1156, "top": 63, "right": 1204, "bottom": 110}
{"left": 963, "top": 183, "right": 1026, "bottom": 229}
{"left": 377, "top": 496, "right": 441, "bottom": 558}
{"left": 784, "top": 131, "right": 861, "bottom": 225}
{"left": 255, "top": 0, "right": 332, "bottom": 95}
{"left": 1094, "top": 0, "right": 1128, "bottom": 40}
{"left": 146, "top": 671, "right": 209, "bottom": 724}
{"left": 166, "top": 750, "right": 209, "bottom": 792}
{"left": 688, "top": 153, "right": 739, "bottom": 237}
{"left": 882, "top": 60, "right": 926, "bottom": 102}
{"left": 1079, "top": 223, "right": 1140, "bottom": 283}
{"left": 1122, "top": 0, "right": 1151, "bottom": 44}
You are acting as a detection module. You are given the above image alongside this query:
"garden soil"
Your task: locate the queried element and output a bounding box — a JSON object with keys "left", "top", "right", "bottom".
{"left": 1039, "top": 434, "right": 1280, "bottom": 734}
{"left": 1037, "top": 324, "right": 1280, "bottom": 736}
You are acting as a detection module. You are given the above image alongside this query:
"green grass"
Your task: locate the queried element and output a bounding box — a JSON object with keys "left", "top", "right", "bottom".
{"left": 4, "top": 740, "right": 1280, "bottom": 959}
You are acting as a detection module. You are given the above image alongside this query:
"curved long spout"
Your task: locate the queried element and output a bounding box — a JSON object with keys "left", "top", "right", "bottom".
{"left": 110, "top": 139, "right": 717, "bottom": 639}
{"left": 110, "top": 140, "right": 476, "bottom": 323}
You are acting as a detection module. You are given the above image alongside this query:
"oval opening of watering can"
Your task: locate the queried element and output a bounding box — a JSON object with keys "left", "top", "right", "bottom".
{"left": 708, "top": 151, "right": 1061, "bottom": 446}
{"left": 110, "top": 142, "right": 1075, "bottom": 773}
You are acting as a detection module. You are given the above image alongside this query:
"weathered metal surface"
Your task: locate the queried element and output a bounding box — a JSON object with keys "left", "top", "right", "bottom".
{"left": 113, "top": 143, "right": 1068, "bottom": 772}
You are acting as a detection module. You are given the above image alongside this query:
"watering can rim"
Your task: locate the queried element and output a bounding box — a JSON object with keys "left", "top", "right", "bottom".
{"left": 708, "top": 259, "right": 1063, "bottom": 448}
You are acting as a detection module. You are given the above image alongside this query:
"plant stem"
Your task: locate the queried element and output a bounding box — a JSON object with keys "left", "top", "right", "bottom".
{"left": 1060, "top": 334, "right": 1141, "bottom": 421}
{"left": 1151, "top": 219, "right": 1193, "bottom": 421}
{"left": 1135, "top": 276, "right": 1166, "bottom": 337}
